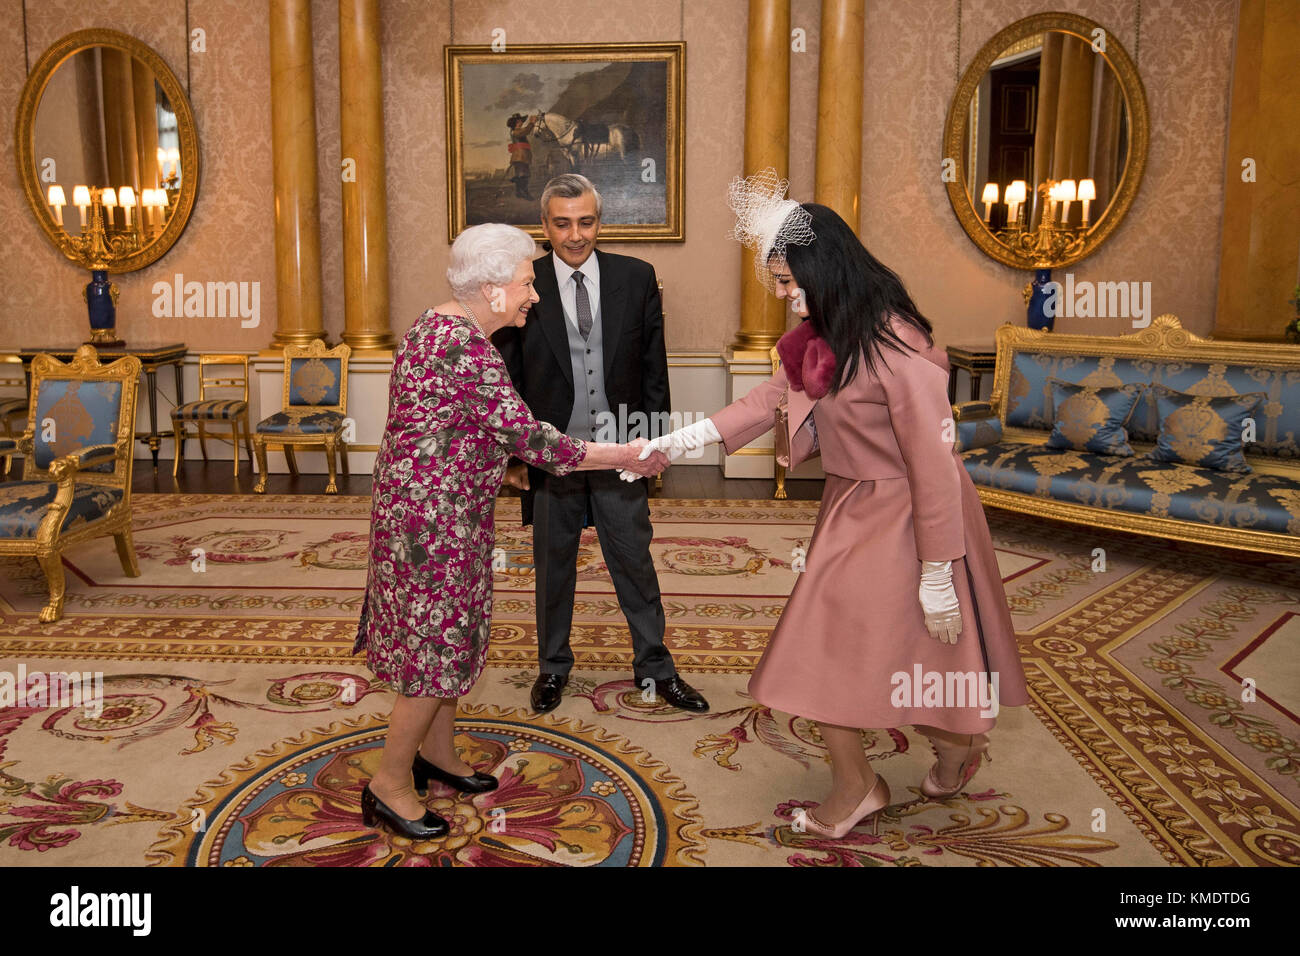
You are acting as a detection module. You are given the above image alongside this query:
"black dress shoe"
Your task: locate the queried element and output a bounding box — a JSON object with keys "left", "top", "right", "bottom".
{"left": 412, "top": 750, "right": 498, "bottom": 796}
{"left": 361, "top": 784, "right": 449, "bottom": 839}
{"left": 530, "top": 673, "right": 568, "bottom": 713}
{"left": 649, "top": 674, "right": 709, "bottom": 712}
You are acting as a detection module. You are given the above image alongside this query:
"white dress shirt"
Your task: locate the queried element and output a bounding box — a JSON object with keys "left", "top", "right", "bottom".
{"left": 551, "top": 250, "right": 601, "bottom": 334}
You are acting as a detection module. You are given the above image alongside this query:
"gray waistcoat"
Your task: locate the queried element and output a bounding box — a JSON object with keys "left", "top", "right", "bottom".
{"left": 563, "top": 311, "right": 612, "bottom": 439}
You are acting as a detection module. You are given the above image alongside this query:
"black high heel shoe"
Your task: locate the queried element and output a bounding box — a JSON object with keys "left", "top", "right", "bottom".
{"left": 361, "top": 784, "right": 450, "bottom": 839}
{"left": 412, "top": 751, "right": 498, "bottom": 796}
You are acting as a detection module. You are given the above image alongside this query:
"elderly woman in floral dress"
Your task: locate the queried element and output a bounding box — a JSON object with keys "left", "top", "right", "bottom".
{"left": 354, "top": 223, "right": 668, "bottom": 839}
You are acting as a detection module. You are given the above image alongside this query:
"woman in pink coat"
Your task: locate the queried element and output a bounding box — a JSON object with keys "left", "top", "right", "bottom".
{"left": 641, "top": 179, "right": 1028, "bottom": 838}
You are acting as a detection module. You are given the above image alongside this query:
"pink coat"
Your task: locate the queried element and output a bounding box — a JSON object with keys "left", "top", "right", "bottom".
{"left": 711, "top": 320, "right": 1028, "bottom": 732}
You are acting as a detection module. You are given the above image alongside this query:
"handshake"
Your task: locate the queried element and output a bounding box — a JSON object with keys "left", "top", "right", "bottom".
{"left": 502, "top": 418, "right": 721, "bottom": 490}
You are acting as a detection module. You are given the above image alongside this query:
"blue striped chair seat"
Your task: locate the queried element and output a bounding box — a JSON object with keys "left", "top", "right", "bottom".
{"left": 172, "top": 399, "right": 248, "bottom": 421}
{"left": 0, "top": 482, "right": 124, "bottom": 538}
{"left": 255, "top": 409, "right": 345, "bottom": 435}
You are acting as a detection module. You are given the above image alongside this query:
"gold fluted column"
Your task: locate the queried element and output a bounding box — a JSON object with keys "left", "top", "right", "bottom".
{"left": 732, "top": 0, "right": 791, "bottom": 354}
{"left": 1214, "top": 0, "right": 1300, "bottom": 340}
{"left": 339, "top": 0, "right": 395, "bottom": 352}
{"left": 814, "top": 0, "right": 864, "bottom": 226}
{"left": 269, "top": 0, "right": 325, "bottom": 347}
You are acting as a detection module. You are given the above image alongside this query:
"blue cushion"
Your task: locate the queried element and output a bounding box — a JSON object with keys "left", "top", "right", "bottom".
{"left": 255, "top": 410, "right": 345, "bottom": 435}
{"left": 954, "top": 416, "right": 1002, "bottom": 453}
{"left": 1004, "top": 351, "right": 1300, "bottom": 459}
{"left": 0, "top": 482, "right": 124, "bottom": 538}
{"left": 1145, "top": 385, "right": 1266, "bottom": 473}
{"left": 1044, "top": 378, "right": 1144, "bottom": 456}
{"left": 173, "top": 399, "right": 248, "bottom": 421}
{"left": 287, "top": 357, "right": 342, "bottom": 407}
{"left": 961, "top": 441, "right": 1300, "bottom": 534}
{"left": 32, "top": 379, "right": 122, "bottom": 473}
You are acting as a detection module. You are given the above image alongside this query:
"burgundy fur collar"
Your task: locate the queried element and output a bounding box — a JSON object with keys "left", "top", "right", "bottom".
{"left": 776, "top": 321, "right": 836, "bottom": 399}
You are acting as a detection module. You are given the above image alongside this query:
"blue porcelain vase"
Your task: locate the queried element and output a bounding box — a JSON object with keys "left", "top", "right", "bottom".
{"left": 1026, "top": 268, "right": 1055, "bottom": 332}
{"left": 84, "top": 269, "right": 120, "bottom": 344}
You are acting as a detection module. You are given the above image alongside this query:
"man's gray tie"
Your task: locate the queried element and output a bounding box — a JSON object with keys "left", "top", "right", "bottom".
{"left": 573, "top": 271, "right": 593, "bottom": 340}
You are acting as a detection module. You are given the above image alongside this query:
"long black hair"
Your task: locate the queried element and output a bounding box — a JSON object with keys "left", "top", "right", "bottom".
{"left": 778, "top": 203, "right": 933, "bottom": 394}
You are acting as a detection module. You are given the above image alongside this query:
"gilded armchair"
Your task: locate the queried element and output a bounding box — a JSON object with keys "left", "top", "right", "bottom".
{"left": 0, "top": 346, "right": 141, "bottom": 622}
{"left": 253, "top": 339, "right": 351, "bottom": 494}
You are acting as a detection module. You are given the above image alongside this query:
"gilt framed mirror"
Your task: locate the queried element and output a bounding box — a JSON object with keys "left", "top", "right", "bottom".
{"left": 14, "top": 28, "right": 200, "bottom": 273}
{"left": 943, "top": 12, "right": 1148, "bottom": 270}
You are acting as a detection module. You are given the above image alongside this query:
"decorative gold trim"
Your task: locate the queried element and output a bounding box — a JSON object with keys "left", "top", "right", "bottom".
{"left": 14, "top": 29, "right": 201, "bottom": 274}
{"left": 942, "top": 13, "right": 1149, "bottom": 270}
{"left": 444, "top": 42, "right": 685, "bottom": 243}
{"left": 976, "top": 487, "right": 1300, "bottom": 558}
{"left": 730, "top": 447, "right": 773, "bottom": 456}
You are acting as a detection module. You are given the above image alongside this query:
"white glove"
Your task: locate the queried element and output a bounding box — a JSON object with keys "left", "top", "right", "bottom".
{"left": 618, "top": 417, "right": 721, "bottom": 481}
{"left": 919, "top": 560, "right": 962, "bottom": 644}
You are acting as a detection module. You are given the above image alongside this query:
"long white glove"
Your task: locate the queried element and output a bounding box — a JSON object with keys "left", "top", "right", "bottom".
{"left": 618, "top": 417, "right": 722, "bottom": 481}
{"left": 919, "top": 560, "right": 963, "bottom": 644}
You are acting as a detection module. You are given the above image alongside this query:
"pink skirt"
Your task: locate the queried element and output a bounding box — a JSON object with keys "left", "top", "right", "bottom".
{"left": 748, "top": 470, "right": 1028, "bottom": 733}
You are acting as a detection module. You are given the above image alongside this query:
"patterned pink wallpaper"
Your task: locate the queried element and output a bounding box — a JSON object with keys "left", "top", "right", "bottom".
{"left": 0, "top": 0, "right": 1236, "bottom": 354}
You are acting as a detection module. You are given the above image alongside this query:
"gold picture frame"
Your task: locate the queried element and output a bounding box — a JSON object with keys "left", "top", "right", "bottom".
{"left": 445, "top": 42, "right": 685, "bottom": 242}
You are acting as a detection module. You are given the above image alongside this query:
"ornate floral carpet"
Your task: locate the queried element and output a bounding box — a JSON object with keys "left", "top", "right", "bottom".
{"left": 0, "top": 494, "right": 1296, "bottom": 866}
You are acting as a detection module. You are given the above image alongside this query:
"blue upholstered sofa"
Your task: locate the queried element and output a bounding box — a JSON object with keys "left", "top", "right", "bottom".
{"left": 952, "top": 314, "right": 1300, "bottom": 557}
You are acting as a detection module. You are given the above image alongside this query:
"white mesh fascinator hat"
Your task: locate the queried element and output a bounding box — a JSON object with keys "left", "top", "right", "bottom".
{"left": 727, "top": 167, "right": 815, "bottom": 291}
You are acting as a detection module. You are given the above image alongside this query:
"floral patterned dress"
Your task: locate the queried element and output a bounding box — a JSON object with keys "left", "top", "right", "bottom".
{"left": 354, "top": 310, "right": 587, "bottom": 697}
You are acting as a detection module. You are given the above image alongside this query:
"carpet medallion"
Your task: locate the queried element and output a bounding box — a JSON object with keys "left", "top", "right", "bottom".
{"left": 0, "top": 494, "right": 1296, "bottom": 866}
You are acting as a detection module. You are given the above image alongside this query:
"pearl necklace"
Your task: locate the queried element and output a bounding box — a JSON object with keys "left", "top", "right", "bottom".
{"left": 458, "top": 300, "right": 486, "bottom": 336}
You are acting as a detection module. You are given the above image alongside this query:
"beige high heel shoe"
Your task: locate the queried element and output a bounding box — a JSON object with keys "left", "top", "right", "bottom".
{"left": 920, "top": 733, "right": 990, "bottom": 799}
{"left": 802, "top": 775, "right": 891, "bottom": 839}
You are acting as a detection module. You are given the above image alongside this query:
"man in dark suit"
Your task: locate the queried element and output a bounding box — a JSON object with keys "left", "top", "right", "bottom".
{"left": 492, "top": 174, "right": 708, "bottom": 714}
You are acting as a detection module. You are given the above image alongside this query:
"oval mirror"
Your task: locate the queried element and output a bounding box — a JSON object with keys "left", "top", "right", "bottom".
{"left": 943, "top": 12, "right": 1148, "bottom": 270}
{"left": 14, "top": 28, "right": 200, "bottom": 272}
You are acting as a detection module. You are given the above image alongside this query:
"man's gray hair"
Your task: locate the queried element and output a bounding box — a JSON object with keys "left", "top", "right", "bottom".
{"left": 540, "top": 173, "right": 603, "bottom": 221}
{"left": 446, "top": 223, "right": 537, "bottom": 299}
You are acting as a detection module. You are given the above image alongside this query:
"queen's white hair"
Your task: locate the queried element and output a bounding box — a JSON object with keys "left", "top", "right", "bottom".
{"left": 446, "top": 223, "right": 537, "bottom": 299}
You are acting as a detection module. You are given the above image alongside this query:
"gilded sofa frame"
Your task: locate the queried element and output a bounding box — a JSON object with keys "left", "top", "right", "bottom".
{"left": 0, "top": 346, "right": 142, "bottom": 621}
{"left": 957, "top": 314, "right": 1300, "bottom": 558}
{"left": 253, "top": 339, "right": 351, "bottom": 495}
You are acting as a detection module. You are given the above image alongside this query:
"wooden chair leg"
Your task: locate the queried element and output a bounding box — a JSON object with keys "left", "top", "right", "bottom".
{"left": 197, "top": 422, "right": 210, "bottom": 460}
{"left": 324, "top": 437, "right": 338, "bottom": 494}
{"left": 254, "top": 437, "right": 269, "bottom": 493}
{"left": 35, "top": 551, "right": 66, "bottom": 623}
{"left": 241, "top": 414, "right": 255, "bottom": 468}
{"left": 113, "top": 526, "right": 140, "bottom": 576}
{"left": 774, "top": 462, "right": 787, "bottom": 500}
{"left": 284, "top": 446, "right": 299, "bottom": 475}
{"left": 230, "top": 420, "right": 241, "bottom": 478}
{"left": 339, "top": 439, "right": 350, "bottom": 475}
{"left": 171, "top": 420, "right": 186, "bottom": 478}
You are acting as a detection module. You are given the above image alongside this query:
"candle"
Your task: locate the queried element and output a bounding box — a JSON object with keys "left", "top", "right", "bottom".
{"left": 119, "top": 186, "right": 136, "bottom": 228}
{"left": 1078, "top": 178, "right": 1096, "bottom": 226}
{"left": 981, "top": 182, "right": 999, "bottom": 223}
{"left": 102, "top": 188, "right": 117, "bottom": 228}
{"left": 47, "top": 184, "right": 65, "bottom": 227}
{"left": 1005, "top": 180, "right": 1026, "bottom": 229}
{"left": 73, "top": 185, "right": 90, "bottom": 228}
{"left": 1059, "top": 180, "right": 1076, "bottom": 225}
